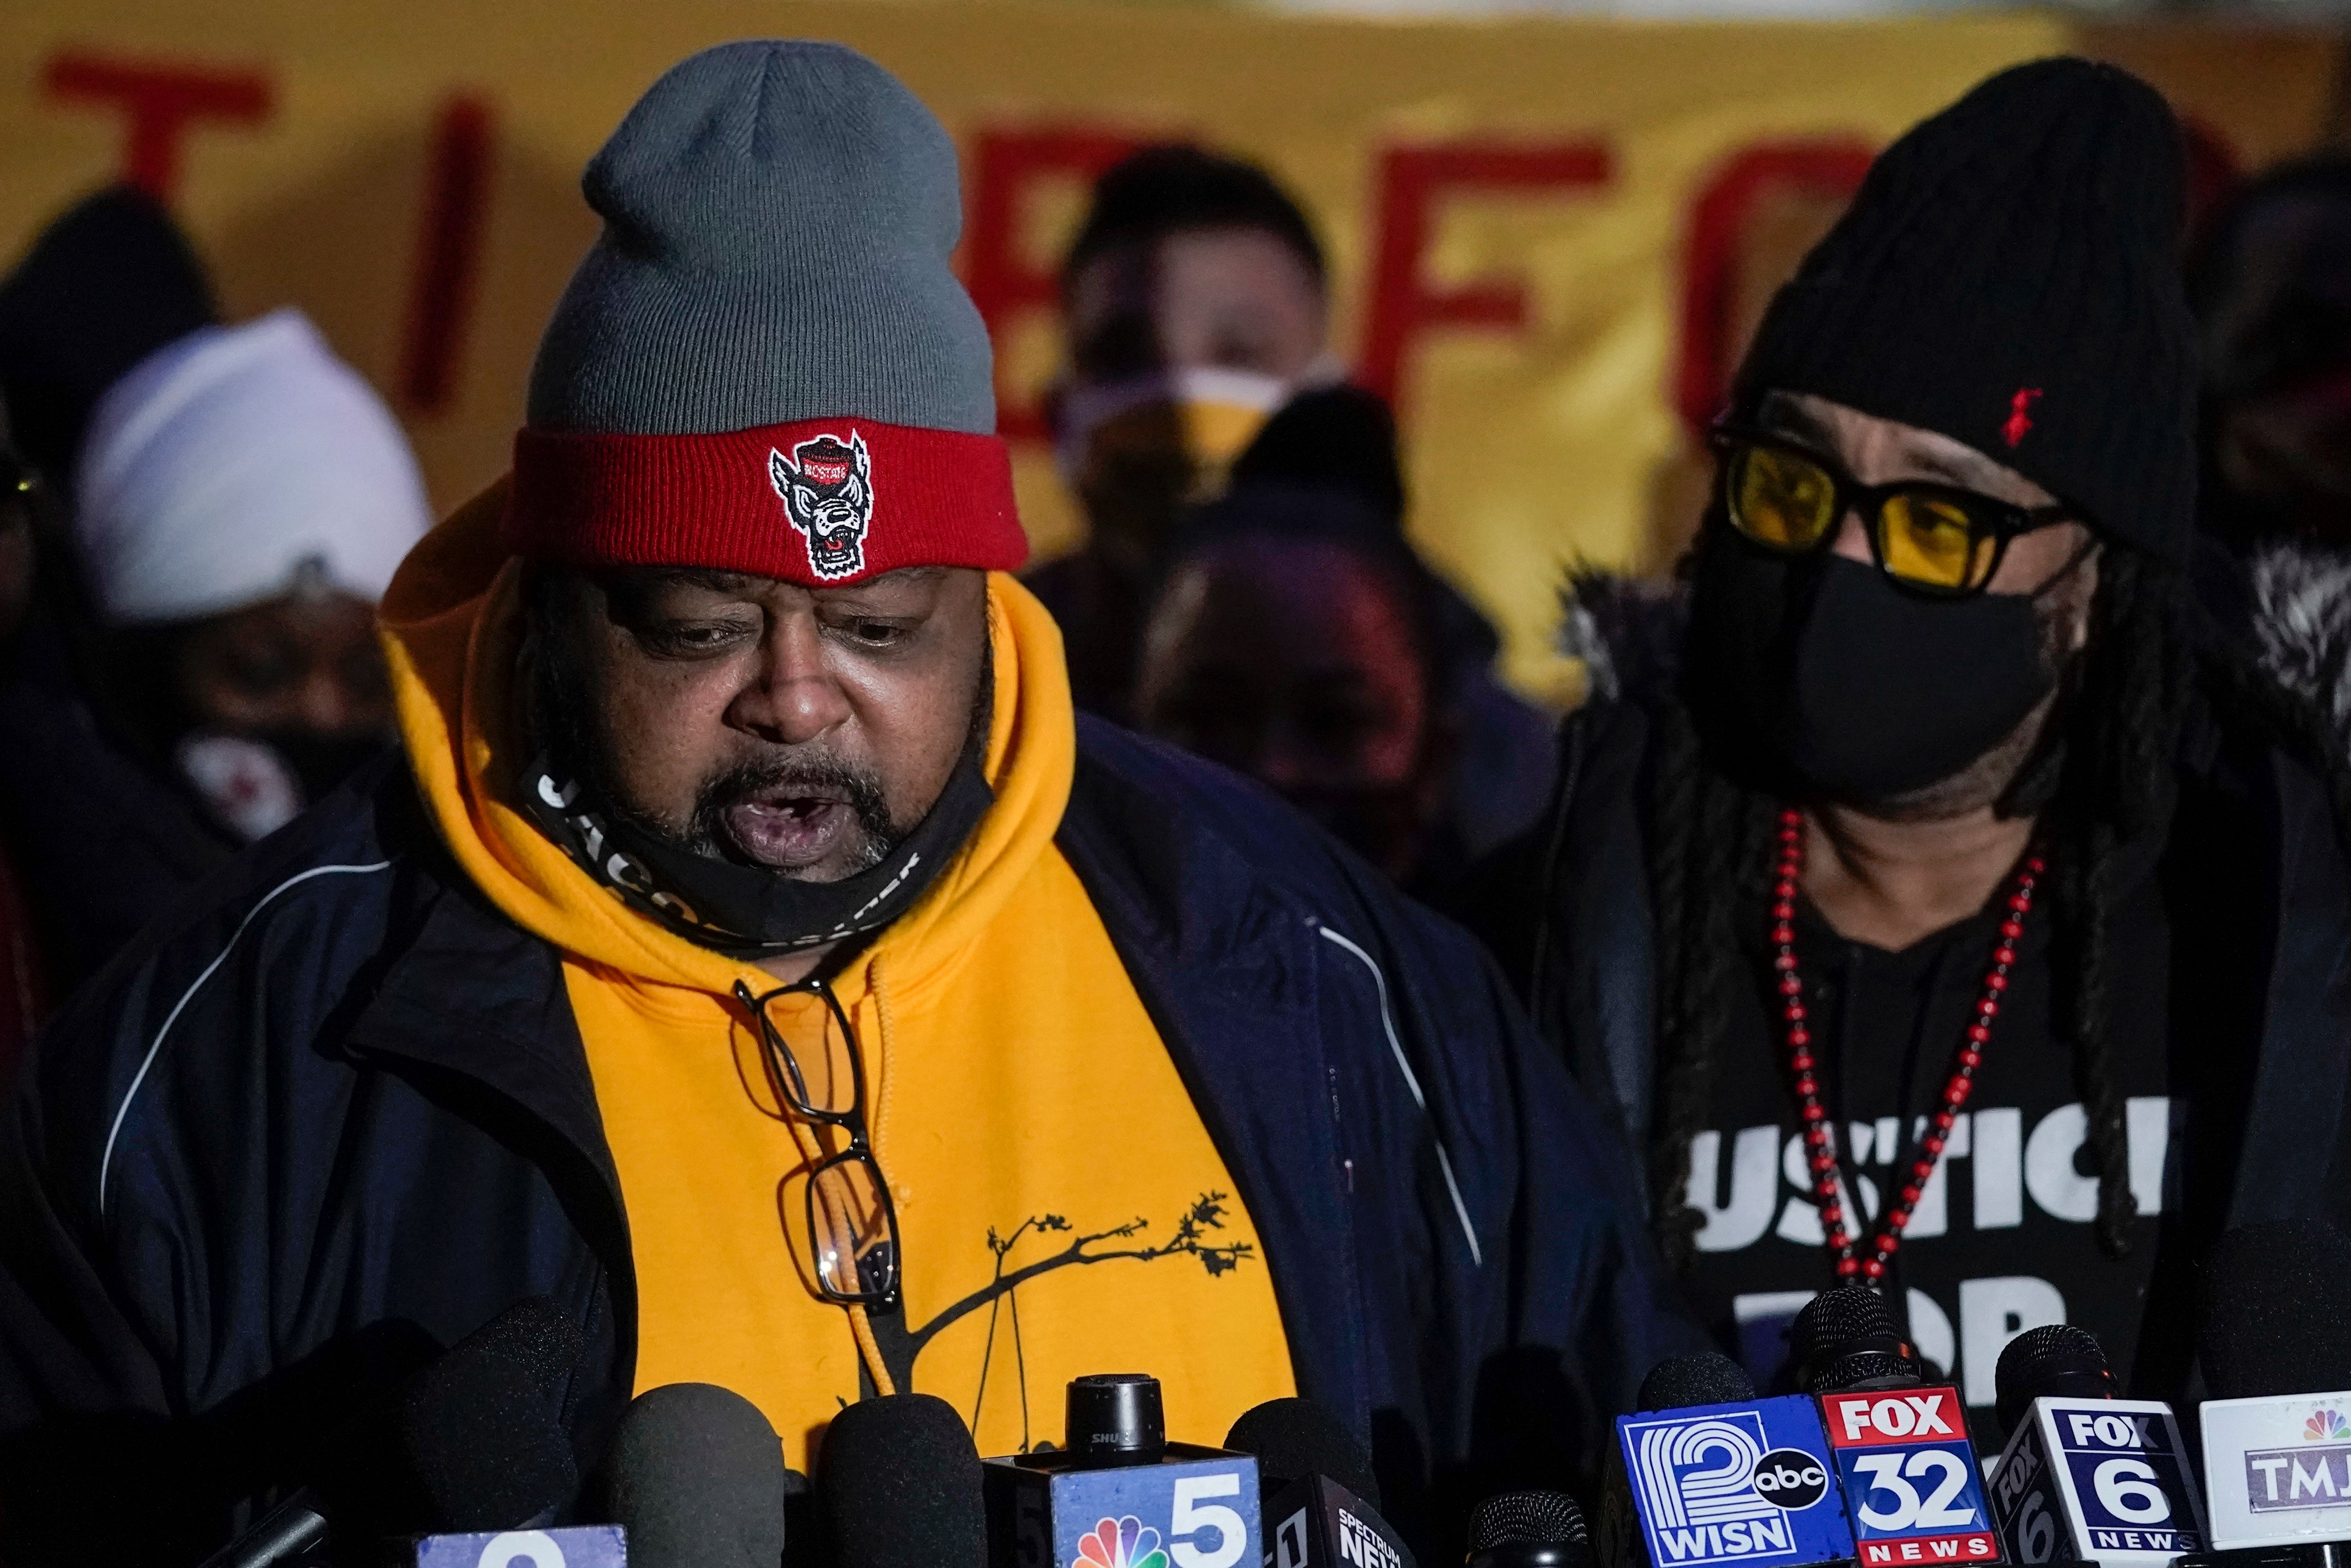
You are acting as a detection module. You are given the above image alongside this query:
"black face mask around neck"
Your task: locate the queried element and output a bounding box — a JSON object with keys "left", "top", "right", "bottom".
{"left": 521, "top": 749, "right": 995, "bottom": 961}
{"left": 1689, "top": 537, "right": 2064, "bottom": 803}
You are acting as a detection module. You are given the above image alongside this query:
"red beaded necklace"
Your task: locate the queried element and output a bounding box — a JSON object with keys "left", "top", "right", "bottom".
{"left": 1769, "top": 806, "right": 2046, "bottom": 1282}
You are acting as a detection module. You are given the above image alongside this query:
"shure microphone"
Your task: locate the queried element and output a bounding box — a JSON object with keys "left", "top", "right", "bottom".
{"left": 1603, "top": 1350, "right": 1855, "bottom": 1568}
{"left": 1985, "top": 1325, "right": 2205, "bottom": 1567}
{"left": 984, "top": 1374, "right": 1260, "bottom": 1568}
{"left": 1466, "top": 1492, "right": 1591, "bottom": 1568}
{"left": 823, "top": 1392, "right": 987, "bottom": 1568}
{"left": 1227, "top": 1398, "right": 1409, "bottom": 1568}
{"left": 399, "top": 1298, "right": 624, "bottom": 1568}
{"left": 1796, "top": 1289, "right": 2001, "bottom": 1566}
{"left": 2184, "top": 1221, "right": 2351, "bottom": 1565}
{"left": 195, "top": 1298, "right": 589, "bottom": 1568}
{"left": 591, "top": 1383, "right": 787, "bottom": 1568}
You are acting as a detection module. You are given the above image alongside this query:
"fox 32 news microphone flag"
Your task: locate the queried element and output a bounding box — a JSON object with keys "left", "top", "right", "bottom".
{"left": 1819, "top": 1390, "right": 2002, "bottom": 1567}
{"left": 1611, "top": 1394, "right": 1857, "bottom": 1568}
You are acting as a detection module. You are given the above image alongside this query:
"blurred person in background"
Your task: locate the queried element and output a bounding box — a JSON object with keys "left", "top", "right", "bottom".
{"left": 1135, "top": 482, "right": 1467, "bottom": 900}
{"left": 0, "top": 185, "right": 218, "bottom": 499}
{"left": 1483, "top": 60, "right": 2351, "bottom": 1431}
{"left": 2188, "top": 156, "right": 2351, "bottom": 764}
{"left": 0, "top": 297, "right": 428, "bottom": 986}
{"left": 1031, "top": 144, "right": 1341, "bottom": 720}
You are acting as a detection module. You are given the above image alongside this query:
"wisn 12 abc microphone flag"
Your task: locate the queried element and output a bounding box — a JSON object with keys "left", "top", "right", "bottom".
{"left": 1986, "top": 1400, "right": 2205, "bottom": 1565}
{"left": 1615, "top": 1395, "right": 1856, "bottom": 1568}
{"left": 983, "top": 1446, "right": 1260, "bottom": 1568}
{"left": 2200, "top": 1397, "right": 2351, "bottom": 1551}
{"left": 1819, "top": 1389, "right": 2001, "bottom": 1566}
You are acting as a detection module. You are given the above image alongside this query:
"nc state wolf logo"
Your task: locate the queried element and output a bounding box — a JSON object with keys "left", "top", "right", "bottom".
{"left": 769, "top": 431, "right": 875, "bottom": 581}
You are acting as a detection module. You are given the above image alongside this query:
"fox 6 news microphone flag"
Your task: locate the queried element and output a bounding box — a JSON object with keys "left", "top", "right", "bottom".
{"left": 1613, "top": 1395, "right": 1857, "bottom": 1568}
{"left": 1819, "top": 1389, "right": 2002, "bottom": 1566}
{"left": 1987, "top": 1401, "right": 2206, "bottom": 1566}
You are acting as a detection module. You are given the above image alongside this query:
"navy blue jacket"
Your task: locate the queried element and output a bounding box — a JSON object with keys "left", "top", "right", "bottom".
{"left": 0, "top": 719, "right": 1696, "bottom": 1564}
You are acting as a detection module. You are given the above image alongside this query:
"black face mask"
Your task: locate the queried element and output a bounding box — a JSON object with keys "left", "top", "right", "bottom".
{"left": 521, "top": 749, "right": 995, "bottom": 960}
{"left": 1689, "top": 537, "right": 2060, "bottom": 802}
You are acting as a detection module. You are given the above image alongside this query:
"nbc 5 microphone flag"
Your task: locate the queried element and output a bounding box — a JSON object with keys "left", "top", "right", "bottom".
{"left": 1819, "top": 1389, "right": 2001, "bottom": 1566}
{"left": 1615, "top": 1395, "right": 1857, "bottom": 1567}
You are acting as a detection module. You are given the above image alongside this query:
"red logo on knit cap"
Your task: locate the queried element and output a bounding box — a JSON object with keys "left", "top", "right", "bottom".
{"left": 2002, "top": 388, "right": 2043, "bottom": 449}
{"left": 768, "top": 431, "right": 874, "bottom": 581}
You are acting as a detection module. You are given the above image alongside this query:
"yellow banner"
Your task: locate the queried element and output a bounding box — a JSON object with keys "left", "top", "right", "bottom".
{"left": 0, "top": 2, "right": 2337, "bottom": 695}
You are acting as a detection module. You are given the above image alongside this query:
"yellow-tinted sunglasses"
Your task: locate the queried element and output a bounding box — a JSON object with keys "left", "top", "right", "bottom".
{"left": 1712, "top": 429, "right": 2072, "bottom": 598}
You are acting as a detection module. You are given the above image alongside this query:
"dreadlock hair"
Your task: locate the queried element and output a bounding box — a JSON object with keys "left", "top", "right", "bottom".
{"left": 1640, "top": 530, "right": 2315, "bottom": 1271}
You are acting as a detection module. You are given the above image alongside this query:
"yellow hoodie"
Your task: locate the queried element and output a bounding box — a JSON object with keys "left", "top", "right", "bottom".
{"left": 380, "top": 481, "right": 1292, "bottom": 1470}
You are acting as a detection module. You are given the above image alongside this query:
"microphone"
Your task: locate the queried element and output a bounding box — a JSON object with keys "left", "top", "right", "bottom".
{"left": 983, "top": 1374, "right": 1260, "bottom": 1568}
{"left": 2190, "top": 1221, "right": 2351, "bottom": 1560}
{"left": 1984, "top": 1325, "right": 2205, "bottom": 1566}
{"left": 1799, "top": 1289, "right": 2000, "bottom": 1567}
{"left": 1225, "top": 1398, "right": 1409, "bottom": 1568}
{"left": 822, "top": 1392, "right": 986, "bottom": 1568}
{"left": 401, "top": 1299, "right": 624, "bottom": 1568}
{"left": 1466, "top": 1492, "right": 1590, "bottom": 1568}
{"left": 1602, "top": 1351, "right": 1854, "bottom": 1568}
{"left": 196, "top": 1298, "right": 587, "bottom": 1568}
{"left": 592, "top": 1383, "right": 787, "bottom": 1568}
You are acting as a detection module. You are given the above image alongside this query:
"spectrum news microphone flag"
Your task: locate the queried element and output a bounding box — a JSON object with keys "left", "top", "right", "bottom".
{"left": 1225, "top": 1398, "right": 1413, "bottom": 1568}
{"left": 1983, "top": 1326, "right": 2206, "bottom": 1568}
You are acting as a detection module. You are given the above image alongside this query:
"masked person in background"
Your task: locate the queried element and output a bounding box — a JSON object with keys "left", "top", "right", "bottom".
{"left": 0, "top": 306, "right": 427, "bottom": 987}
{"left": 0, "top": 45, "right": 1692, "bottom": 1566}
{"left": 1482, "top": 60, "right": 2351, "bottom": 1436}
{"left": 1029, "top": 145, "right": 1341, "bottom": 721}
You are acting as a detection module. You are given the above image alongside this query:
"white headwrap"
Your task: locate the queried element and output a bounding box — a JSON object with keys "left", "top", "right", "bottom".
{"left": 74, "top": 308, "right": 431, "bottom": 625}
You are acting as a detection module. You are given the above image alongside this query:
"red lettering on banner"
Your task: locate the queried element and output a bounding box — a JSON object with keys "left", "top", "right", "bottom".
{"left": 1357, "top": 141, "right": 1612, "bottom": 409}
{"left": 962, "top": 127, "right": 1150, "bottom": 441}
{"left": 400, "top": 94, "right": 497, "bottom": 413}
{"left": 1673, "top": 140, "right": 1874, "bottom": 438}
{"left": 43, "top": 50, "right": 274, "bottom": 201}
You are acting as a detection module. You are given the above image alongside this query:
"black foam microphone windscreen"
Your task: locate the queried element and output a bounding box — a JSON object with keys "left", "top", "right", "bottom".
{"left": 1635, "top": 1352, "right": 1755, "bottom": 1412}
{"left": 593, "top": 1383, "right": 787, "bottom": 1568}
{"left": 1467, "top": 1492, "right": 1590, "bottom": 1568}
{"left": 2200, "top": 1218, "right": 2351, "bottom": 1400}
{"left": 397, "top": 1296, "right": 584, "bottom": 1532}
{"left": 1992, "top": 1324, "right": 2115, "bottom": 1432}
{"left": 820, "top": 1393, "right": 986, "bottom": 1568}
{"left": 1792, "top": 1287, "right": 1919, "bottom": 1393}
{"left": 1225, "top": 1398, "right": 1381, "bottom": 1509}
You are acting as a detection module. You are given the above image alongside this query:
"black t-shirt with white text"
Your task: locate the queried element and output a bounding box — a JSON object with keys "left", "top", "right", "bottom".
{"left": 1679, "top": 848, "right": 2174, "bottom": 1438}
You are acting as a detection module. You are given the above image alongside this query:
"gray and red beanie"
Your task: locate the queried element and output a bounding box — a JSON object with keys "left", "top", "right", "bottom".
{"left": 505, "top": 41, "right": 1024, "bottom": 586}
{"left": 1734, "top": 58, "right": 2197, "bottom": 563}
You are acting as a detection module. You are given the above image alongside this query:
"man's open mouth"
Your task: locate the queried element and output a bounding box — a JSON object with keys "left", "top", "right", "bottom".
{"left": 722, "top": 783, "right": 861, "bottom": 870}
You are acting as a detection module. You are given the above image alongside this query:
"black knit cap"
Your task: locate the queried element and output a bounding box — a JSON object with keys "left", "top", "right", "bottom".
{"left": 1735, "top": 57, "right": 2197, "bottom": 563}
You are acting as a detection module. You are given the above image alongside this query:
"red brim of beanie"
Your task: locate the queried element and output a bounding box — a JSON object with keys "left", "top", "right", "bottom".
{"left": 503, "top": 416, "right": 1026, "bottom": 588}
